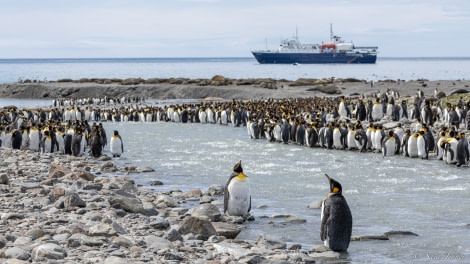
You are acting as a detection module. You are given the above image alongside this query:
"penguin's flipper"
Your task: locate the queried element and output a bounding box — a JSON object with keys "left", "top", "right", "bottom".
{"left": 248, "top": 196, "right": 251, "bottom": 213}
{"left": 223, "top": 186, "right": 229, "bottom": 214}
{"left": 320, "top": 200, "right": 329, "bottom": 242}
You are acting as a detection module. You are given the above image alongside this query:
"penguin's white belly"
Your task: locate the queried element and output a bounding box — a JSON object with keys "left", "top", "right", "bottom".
{"left": 44, "top": 139, "right": 52, "bottom": 153}
{"left": 436, "top": 138, "right": 445, "bottom": 160}
{"left": 372, "top": 105, "right": 383, "bottom": 120}
{"left": 408, "top": 138, "right": 419, "bottom": 158}
{"left": 221, "top": 112, "right": 228, "bottom": 125}
{"left": 332, "top": 130, "right": 343, "bottom": 149}
{"left": 373, "top": 133, "right": 382, "bottom": 152}
{"left": 199, "top": 112, "right": 207, "bottom": 123}
{"left": 417, "top": 137, "right": 426, "bottom": 158}
{"left": 274, "top": 125, "right": 282, "bottom": 142}
{"left": 29, "top": 133, "right": 40, "bottom": 151}
{"left": 110, "top": 137, "right": 122, "bottom": 156}
{"left": 383, "top": 139, "right": 396, "bottom": 156}
{"left": 347, "top": 132, "right": 357, "bottom": 150}
{"left": 227, "top": 181, "right": 250, "bottom": 216}
{"left": 56, "top": 135, "right": 64, "bottom": 153}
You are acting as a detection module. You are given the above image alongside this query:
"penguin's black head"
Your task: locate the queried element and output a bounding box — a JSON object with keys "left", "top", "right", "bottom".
{"left": 325, "top": 174, "right": 342, "bottom": 193}
{"left": 233, "top": 161, "right": 243, "bottom": 173}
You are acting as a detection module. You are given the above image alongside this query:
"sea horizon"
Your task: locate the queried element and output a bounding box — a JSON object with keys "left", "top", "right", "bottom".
{"left": 1, "top": 56, "right": 470, "bottom": 61}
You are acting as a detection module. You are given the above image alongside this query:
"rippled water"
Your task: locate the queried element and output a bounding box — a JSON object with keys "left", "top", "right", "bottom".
{"left": 97, "top": 119, "right": 469, "bottom": 263}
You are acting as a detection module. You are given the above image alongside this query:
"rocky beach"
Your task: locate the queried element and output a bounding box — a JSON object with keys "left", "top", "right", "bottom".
{"left": 0, "top": 76, "right": 469, "bottom": 263}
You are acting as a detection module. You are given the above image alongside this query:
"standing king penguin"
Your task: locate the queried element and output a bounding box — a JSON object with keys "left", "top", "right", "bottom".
{"left": 110, "top": 130, "right": 124, "bottom": 157}
{"left": 224, "top": 161, "right": 251, "bottom": 217}
{"left": 321, "top": 174, "right": 352, "bottom": 252}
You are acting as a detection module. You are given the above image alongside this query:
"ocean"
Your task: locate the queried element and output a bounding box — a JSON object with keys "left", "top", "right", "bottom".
{"left": 1, "top": 57, "right": 470, "bottom": 84}
{"left": 0, "top": 58, "right": 469, "bottom": 263}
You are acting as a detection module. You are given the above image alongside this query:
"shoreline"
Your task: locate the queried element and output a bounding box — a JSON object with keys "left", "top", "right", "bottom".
{"left": 0, "top": 77, "right": 469, "bottom": 101}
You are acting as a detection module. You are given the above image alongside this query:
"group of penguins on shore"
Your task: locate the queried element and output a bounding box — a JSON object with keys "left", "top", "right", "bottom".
{"left": 0, "top": 113, "right": 124, "bottom": 158}
{"left": 2, "top": 88, "right": 469, "bottom": 167}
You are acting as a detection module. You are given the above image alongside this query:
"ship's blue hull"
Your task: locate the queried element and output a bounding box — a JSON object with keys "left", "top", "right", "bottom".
{"left": 251, "top": 52, "right": 377, "bottom": 64}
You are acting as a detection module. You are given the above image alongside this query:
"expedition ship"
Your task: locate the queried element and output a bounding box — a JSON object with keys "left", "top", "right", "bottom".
{"left": 251, "top": 25, "right": 378, "bottom": 64}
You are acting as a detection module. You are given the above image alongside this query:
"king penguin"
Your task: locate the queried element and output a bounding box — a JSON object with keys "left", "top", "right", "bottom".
{"left": 223, "top": 161, "right": 251, "bottom": 217}
{"left": 321, "top": 174, "right": 352, "bottom": 252}
{"left": 110, "top": 130, "right": 124, "bottom": 157}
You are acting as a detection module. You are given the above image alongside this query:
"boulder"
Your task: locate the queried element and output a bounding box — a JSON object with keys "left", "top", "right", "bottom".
{"left": 177, "top": 216, "right": 217, "bottom": 241}
{"left": 191, "top": 203, "right": 222, "bottom": 221}
{"left": 64, "top": 193, "right": 86, "bottom": 210}
{"left": 212, "top": 222, "right": 242, "bottom": 239}
{"left": 109, "top": 189, "right": 145, "bottom": 214}
{"left": 256, "top": 234, "right": 286, "bottom": 250}
{"left": 31, "top": 243, "right": 67, "bottom": 260}
{"left": 49, "top": 163, "right": 72, "bottom": 178}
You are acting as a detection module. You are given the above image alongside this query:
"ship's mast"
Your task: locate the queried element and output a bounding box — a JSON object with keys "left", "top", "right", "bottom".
{"left": 296, "top": 26, "right": 298, "bottom": 42}
{"left": 330, "top": 23, "right": 333, "bottom": 42}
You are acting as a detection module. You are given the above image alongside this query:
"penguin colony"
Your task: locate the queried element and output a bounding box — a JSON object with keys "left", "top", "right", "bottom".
{"left": 0, "top": 104, "right": 123, "bottom": 157}
{"left": 2, "top": 90, "right": 468, "bottom": 164}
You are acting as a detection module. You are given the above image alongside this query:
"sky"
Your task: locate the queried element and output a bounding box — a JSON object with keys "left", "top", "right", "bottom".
{"left": 0, "top": 0, "right": 469, "bottom": 58}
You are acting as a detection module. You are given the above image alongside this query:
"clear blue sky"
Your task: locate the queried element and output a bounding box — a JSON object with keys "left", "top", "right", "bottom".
{"left": 0, "top": 0, "right": 468, "bottom": 58}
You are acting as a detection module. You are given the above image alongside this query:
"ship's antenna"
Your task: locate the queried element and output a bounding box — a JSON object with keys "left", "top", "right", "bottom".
{"left": 296, "top": 25, "right": 299, "bottom": 41}
{"left": 265, "top": 37, "right": 268, "bottom": 49}
{"left": 330, "top": 23, "right": 333, "bottom": 41}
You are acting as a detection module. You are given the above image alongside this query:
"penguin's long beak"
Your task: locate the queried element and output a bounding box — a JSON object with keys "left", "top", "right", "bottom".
{"left": 325, "top": 174, "right": 331, "bottom": 182}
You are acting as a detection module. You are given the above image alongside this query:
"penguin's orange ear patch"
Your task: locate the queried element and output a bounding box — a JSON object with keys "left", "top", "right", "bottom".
{"left": 332, "top": 187, "right": 339, "bottom": 193}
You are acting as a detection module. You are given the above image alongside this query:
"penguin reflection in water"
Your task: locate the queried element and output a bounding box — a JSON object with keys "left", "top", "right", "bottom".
{"left": 224, "top": 161, "right": 251, "bottom": 217}
{"left": 321, "top": 174, "right": 352, "bottom": 252}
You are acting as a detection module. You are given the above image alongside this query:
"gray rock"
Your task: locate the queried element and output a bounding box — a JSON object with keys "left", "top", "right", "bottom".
{"left": 104, "top": 256, "right": 128, "bottom": 264}
{"left": 112, "top": 236, "right": 134, "bottom": 248}
{"left": 211, "top": 222, "right": 242, "bottom": 239}
{"left": 4, "top": 246, "right": 30, "bottom": 260}
{"left": 309, "top": 250, "right": 340, "bottom": 260}
{"left": 155, "top": 194, "right": 179, "bottom": 208}
{"left": 149, "top": 180, "right": 163, "bottom": 186}
{"left": 149, "top": 217, "right": 170, "bottom": 230}
{"left": 88, "top": 223, "right": 118, "bottom": 237}
{"left": 109, "top": 189, "right": 145, "bottom": 214}
{"left": 191, "top": 203, "right": 221, "bottom": 221}
{"left": 0, "top": 236, "right": 6, "bottom": 249}
{"left": 64, "top": 193, "right": 86, "bottom": 210}
{"left": 213, "top": 242, "right": 250, "bottom": 259}
{"left": 351, "top": 234, "right": 389, "bottom": 241}
{"left": 384, "top": 230, "right": 419, "bottom": 237}
{"left": 163, "top": 228, "right": 183, "bottom": 242}
{"left": 177, "top": 216, "right": 218, "bottom": 241}
{"left": 31, "top": 243, "right": 67, "bottom": 260}
{"left": 121, "top": 181, "right": 139, "bottom": 194}
{"left": 0, "top": 173, "right": 9, "bottom": 184}
{"left": 206, "top": 184, "right": 224, "bottom": 196}
{"left": 145, "top": 235, "right": 173, "bottom": 250}
{"left": 24, "top": 228, "right": 44, "bottom": 240}
{"left": 256, "top": 234, "right": 286, "bottom": 250}
{"left": 13, "top": 236, "right": 34, "bottom": 250}
{"left": 281, "top": 216, "right": 307, "bottom": 224}
{"left": 200, "top": 195, "right": 214, "bottom": 204}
